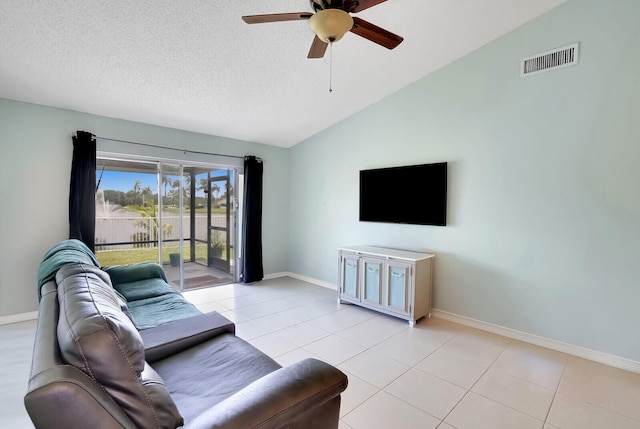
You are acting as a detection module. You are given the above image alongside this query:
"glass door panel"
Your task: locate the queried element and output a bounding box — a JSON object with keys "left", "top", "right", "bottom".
{"left": 160, "top": 163, "right": 185, "bottom": 290}
{"left": 192, "top": 169, "right": 209, "bottom": 266}
{"left": 94, "top": 158, "right": 160, "bottom": 267}
{"left": 208, "top": 169, "right": 234, "bottom": 274}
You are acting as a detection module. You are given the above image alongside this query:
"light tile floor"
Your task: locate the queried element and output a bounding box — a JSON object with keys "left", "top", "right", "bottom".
{"left": 3, "top": 276, "right": 640, "bottom": 428}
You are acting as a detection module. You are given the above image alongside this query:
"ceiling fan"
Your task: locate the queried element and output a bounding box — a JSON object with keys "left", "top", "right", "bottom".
{"left": 242, "top": 0, "right": 404, "bottom": 59}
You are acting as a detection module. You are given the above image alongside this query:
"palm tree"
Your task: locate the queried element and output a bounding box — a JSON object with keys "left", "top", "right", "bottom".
{"left": 183, "top": 173, "right": 193, "bottom": 208}
{"left": 169, "top": 176, "right": 192, "bottom": 207}
{"left": 141, "top": 186, "right": 153, "bottom": 206}
{"left": 171, "top": 178, "right": 180, "bottom": 205}
{"left": 211, "top": 183, "right": 221, "bottom": 201}
{"left": 198, "top": 177, "right": 208, "bottom": 192}
{"left": 133, "top": 178, "right": 142, "bottom": 205}
{"left": 162, "top": 176, "right": 173, "bottom": 201}
{"left": 222, "top": 182, "right": 233, "bottom": 202}
{"left": 183, "top": 174, "right": 192, "bottom": 192}
{"left": 133, "top": 199, "right": 172, "bottom": 247}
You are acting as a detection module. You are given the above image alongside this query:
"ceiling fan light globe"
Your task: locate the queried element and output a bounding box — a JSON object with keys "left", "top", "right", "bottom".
{"left": 308, "top": 9, "right": 354, "bottom": 43}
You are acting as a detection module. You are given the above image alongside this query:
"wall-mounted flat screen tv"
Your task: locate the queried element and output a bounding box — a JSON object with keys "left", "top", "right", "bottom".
{"left": 359, "top": 162, "right": 447, "bottom": 226}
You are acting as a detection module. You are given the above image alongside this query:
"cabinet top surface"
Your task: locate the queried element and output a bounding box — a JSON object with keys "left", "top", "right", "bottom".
{"left": 338, "top": 245, "right": 435, "bottom": 261}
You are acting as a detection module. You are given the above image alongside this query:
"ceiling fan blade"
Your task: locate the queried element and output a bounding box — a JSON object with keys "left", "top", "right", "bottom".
{"left": 242, "top": 12, "right": 312, "bottom": 24}
{"left": 346, "top": 0, "right": 388, "bottom": 13}
{"left": 350, "top": 17, "right": 403, "bottom": 50}
{"left": 308, "top": 35, "right": 329, "bottom": 59}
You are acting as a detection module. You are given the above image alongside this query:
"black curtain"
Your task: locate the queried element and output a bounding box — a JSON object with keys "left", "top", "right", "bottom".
{"left": 242, "top": 156, "right": 264, "bottom": 283}
{"left": 69, "top": 131, "right": 96, "bottom": 252}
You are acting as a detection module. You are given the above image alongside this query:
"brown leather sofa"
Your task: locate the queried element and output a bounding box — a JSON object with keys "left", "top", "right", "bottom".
{"left": 24, "top": 262, "right": 348, "bottom": 428}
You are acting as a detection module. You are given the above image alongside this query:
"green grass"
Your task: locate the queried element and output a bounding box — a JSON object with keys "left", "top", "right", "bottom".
{"left": 160, "top": 206, "right": 227, "bottom": 215}
{"left": 118, "top": 205, "right": 227, "bottom": 216}
{"left": 96, "top": 244, "right": 210, "bottom": 266}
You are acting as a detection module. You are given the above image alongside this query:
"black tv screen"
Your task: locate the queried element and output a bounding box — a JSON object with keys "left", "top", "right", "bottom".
{"left": 359, "top": 162, "right": 447, "bottom": 226}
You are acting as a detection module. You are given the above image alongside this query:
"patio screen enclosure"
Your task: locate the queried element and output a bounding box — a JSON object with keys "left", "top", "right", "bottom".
{"left": 94, "top": 157, "right": 241, "bottom": 291}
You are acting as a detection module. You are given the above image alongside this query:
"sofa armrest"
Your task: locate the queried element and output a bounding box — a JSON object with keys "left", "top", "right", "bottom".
{"left": 103, "top": 262, "right": 168, "bottom": 286}
{"left": 140, "top": 312, "right": 235, "bottom": 363}
{"left": 183, "top": 358, "right": 348, "bottom": 429}
{"left": 25, "top": 281, "right": 136, "bottom": 429}
{"left": 25, "top": 365, "right": 137, "bottom": 429}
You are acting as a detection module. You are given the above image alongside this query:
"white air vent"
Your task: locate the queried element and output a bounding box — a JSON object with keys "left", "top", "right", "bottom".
{"left": 521, "top": 43, "right": 579, "bottom": 77}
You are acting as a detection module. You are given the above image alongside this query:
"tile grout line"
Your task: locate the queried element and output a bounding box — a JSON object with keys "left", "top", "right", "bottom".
{"left": 434, "top": 338, "right": 513, "bottom": 427}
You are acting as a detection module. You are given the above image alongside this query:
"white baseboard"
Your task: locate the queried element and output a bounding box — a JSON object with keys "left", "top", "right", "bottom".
{"left": 263, "top": 271, "right": 287, "bottom": 280}
{"left": 262, "top": 271, "right": 290, "bottom": 281}
{"left": 432, "top": 309, "right": 640, "bottom": 374}
{"left": 267, "top": 272, "right": 639, "bottom": 373}
{"left": 0, "top": 311, "right": 38, "bottom": 326}
{"left": 264, "top": 271, "right": 337, "bottom": 290}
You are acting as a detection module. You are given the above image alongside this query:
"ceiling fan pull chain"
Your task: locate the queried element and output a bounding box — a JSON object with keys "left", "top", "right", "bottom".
{"left": 329, "top": 41, "right": 333, "bottom": 93}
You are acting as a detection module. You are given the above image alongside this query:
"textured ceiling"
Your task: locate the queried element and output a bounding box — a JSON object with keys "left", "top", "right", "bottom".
{"left": 0, "top": 0, "right": 566, "bottom": 147}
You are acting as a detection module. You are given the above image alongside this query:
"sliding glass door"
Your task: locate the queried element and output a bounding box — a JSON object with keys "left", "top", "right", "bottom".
{"left": 159, "top": 163, "right": 187, "bottom": 289}
{"left": 208, "top": 169, "right": 233, "bottom": 272}
{"left": 96, "top": 157, "right": 240, "bottom": 291}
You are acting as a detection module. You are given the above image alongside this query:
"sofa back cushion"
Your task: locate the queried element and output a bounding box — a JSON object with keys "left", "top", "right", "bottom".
{"left": 56, "top": 263, "right": 183, "bottom": 429}
{"left": 103, "top": 261, "right": 168, "bottom": 286}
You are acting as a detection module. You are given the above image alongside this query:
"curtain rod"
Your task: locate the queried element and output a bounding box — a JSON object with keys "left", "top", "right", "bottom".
{"left": 96, "top": 135, "right": 261, "bottom": 161}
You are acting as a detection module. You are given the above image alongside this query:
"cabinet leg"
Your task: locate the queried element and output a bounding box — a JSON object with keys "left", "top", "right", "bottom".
{"left": 409, "top": 320, "right": 415, "bottom": 328}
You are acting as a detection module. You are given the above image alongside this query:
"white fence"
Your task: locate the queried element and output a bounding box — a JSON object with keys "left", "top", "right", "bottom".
{"left": 95, "top": 215, "right": 230, "bottom": 250}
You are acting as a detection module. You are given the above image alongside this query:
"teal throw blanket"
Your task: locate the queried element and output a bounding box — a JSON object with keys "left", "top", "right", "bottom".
{"left": 37, "top": 239, "right": 100, "bottom": 301}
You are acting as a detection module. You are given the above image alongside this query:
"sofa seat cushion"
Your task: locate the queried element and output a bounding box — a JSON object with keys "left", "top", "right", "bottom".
{"left": 56, "top": 263, "right": 183, "bottom": 429}
{"left": 152, "top": 333, "right": 281, "bottom": 422}
{"left": 127, "top": 292, "right": 203, "bottom": 329}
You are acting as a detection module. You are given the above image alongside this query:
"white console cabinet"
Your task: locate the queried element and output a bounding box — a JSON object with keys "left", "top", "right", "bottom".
{"left": 338, "top": 246, "right": 435, "bottom": 326}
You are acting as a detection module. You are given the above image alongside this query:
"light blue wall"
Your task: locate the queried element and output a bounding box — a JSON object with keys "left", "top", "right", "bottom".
{"left": 0, "top": 100, "right": 289, "bottom": 317}
{"left": 288, "top": 0, "right": 640, "bottom": 361}
{"left": 1, "top": 0, "right": 638, "bottom": 363}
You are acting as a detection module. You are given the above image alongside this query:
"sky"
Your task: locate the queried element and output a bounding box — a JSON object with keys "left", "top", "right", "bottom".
{"left": 97, "top": 171, "right": 158, "bottom": 193}
{"left": 96, "top": 169, "right": 234, "bottom": 197}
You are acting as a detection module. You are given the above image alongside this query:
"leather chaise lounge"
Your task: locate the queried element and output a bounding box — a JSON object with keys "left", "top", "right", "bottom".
{"left": 24, "top": 241, "right": 348, "bottom": 428}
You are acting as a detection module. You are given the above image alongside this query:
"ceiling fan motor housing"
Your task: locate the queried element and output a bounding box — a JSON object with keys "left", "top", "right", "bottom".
{"left": 310, "top": 0, "right": 360, "bottom": 13}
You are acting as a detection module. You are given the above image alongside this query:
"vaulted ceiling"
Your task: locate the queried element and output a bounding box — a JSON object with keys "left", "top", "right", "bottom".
{"left": 0, "top": 0, "right": 566, "bottom": 147}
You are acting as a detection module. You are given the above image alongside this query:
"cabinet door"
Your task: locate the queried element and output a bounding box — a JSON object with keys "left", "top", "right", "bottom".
{"left": 385, "top": 261, "right": 411, "bottom": 315}
{"left": 362, "top": 257, "right": 382, "bottom": 306}
{"left": 340, "top": 253, "right": 359, "bottom": 302}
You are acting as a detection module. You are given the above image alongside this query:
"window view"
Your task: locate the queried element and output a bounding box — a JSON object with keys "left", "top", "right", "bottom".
{"left": 95, "top": 158, "right": 239, "bottom": 290}
{"left": 95, "top": 160, "right": 161, "bottom": 265}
